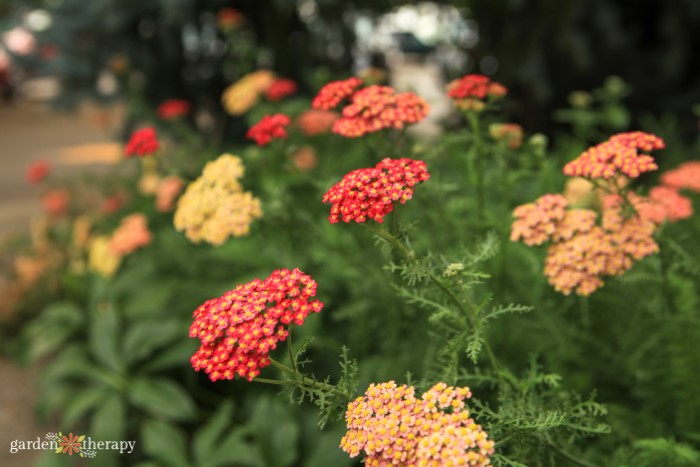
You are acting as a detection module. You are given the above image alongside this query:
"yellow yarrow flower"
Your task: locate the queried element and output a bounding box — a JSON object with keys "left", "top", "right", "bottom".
{"left": 221, "top": 70, "right": 276, "bottom": 116}
{"left": 88, "top": 236, "right": 122, "bottom": 279}
{"left": 174, "top": 154, "right": 262, "bottom": 246}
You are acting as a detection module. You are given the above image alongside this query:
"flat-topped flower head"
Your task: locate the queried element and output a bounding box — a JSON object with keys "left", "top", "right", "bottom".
{"left": 489, "top": 123, "right": 523, "bottom": 149}
{"left": 157, "top": 99, "right": 190, "bottom": 120}
{"left": 222, "top": 70, "right": 276, "bottom": 116}
{"left": 246, "top": 113, "right": 291, "bottom": 146}
{"left": 447, "top": 74, "right": 507, "bottom": 112}
{"left": 109, "top": 213, "right": 152, "bottom": 256}
{"left": 322, "top": 158, "right": 430, "bottom": 224}
{"left": 189, "top": 268, "right": 324, "bottom": 382}
{"left": 296, "top": 109, "right": 339, "bottom": 136}
{"left": 174, "top": 154, "right": 262, "bottom": 245}
{"left": 26, "top": 160, "right": 51, "bottom": 184}
{"left": 312, "top": 77, "right": 364, "bottom": 110}
{"left": 510, "top": 194, "right": 568, "bottom": 246}
{"left": 659, "top": 161, "right": 700, "bottom": 193}
{"left": 340, "top": 381, "right": 494, "bottom": 466}
{"left": 332, "top": 85, "right": 429, "bottom": 138}
{"left": 563, "top": 132, "right": 665, "bottom": 179}
{"left": 265, "top": 78, "right": 297, "bottom": 101}
{"left": 125, "top": 127, "right": 159, "bottom": 157}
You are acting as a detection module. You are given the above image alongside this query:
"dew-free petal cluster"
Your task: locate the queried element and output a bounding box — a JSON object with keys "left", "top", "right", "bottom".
{"left": 109, "top": 213, "right": 152, "bottom": 256}
{"left": 265, "top": 78, "right": 297, "bottom": 101}
{"left": 189, "top": 268, "right": 324, "bottom": 382}
{"left": 659, "top": 161, "right": 700, "bottom": 193}
{"left": 563, "top": 132, "right": 665, "bottom": 179}
{"left": 26, "top": 160, "right": 50, "bottom": 184}
{"left": 41, "top": 188, "right": 70, "bottom": 216}
{"left": 174, "top": 154, "right": 262, "bottom": 245}
{"left": 312, "top": 77, "right": 364, "bottom": 111}
{"left": 322, "top": 158, "right": 430, "bottom": 224}
{"left": 296, "top": 109, "right": 339, "bottom": 136}
{"left": 246, "top": 113, "right": 291, "bottom": 146}
{"left": 332, "top": 85, "right": 429, "bottom": 138}
{"left": 221, "top": 70, "right": 276, "bottom": 116}
{"left": 489, "top": 123, "right": 523, "bottom": 149}
{"left": 125, "top": 127, "right": 160, "bottom": 157}
{"left": 447, "top": 74, "right": 507, "bottom": 112}
{"left": 510, "top": 194, "right": 568, "bottom": 246}
{"left": 340, "top": 381, "right": 494, "bottom": 466}
{"left": 157, "top": 99, "right": 191, "bottom": 120}
{"left": 155, "top": 175, "right": 184, "bottom": 212}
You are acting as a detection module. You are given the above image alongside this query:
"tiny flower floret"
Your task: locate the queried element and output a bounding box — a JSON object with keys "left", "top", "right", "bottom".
{"left": 189, "top": 268, "right": 324, "bottom": 382}
{"left": 246, "top": 113, "right": 291, "bottom": 146}
{"left": 322, "top": 158, "right": 431, "bottom": 224}
{"left": 340, "top": 381, "right": 495, "bottom": 466}
{"left": 563, "top": 132, "right": 665, "bottom": 179}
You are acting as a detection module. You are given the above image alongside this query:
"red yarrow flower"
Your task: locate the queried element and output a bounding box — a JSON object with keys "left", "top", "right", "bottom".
{"left": 26, "top": 160, "right": 51, "bottom": 184}
{"left": 322, "top": 158, "right": 430, "bottom": 223}
{"left": 296, "top": 109, "right": 339, "bottom": 136}
{"left": 265, "top": 78, "right": 297, "bottom": 101}
{"left": 312, "top": 77, "right": 364, "bottom": 111}
{"left": 246, "top": 113, "right": 290, "bottom": 146}
{"left": 157, "top": 99, "right": 191, "bottom": 120}
{"left": 332, "top": 85, "right": 430, "bottom": 138}
{"left": 125, "top": 127, "right": 160, "bottom": 157}
{"left": 563, "top": 131, "right": 665, "bottom": 179}
{"left": 41, "top": 188, "right": 69, "bottom": 216}
{"left": 189, "top": 268, "right": 324, "bottom": 382}
{"left": 447, "top": 74, "right": 508, "bottom": 100}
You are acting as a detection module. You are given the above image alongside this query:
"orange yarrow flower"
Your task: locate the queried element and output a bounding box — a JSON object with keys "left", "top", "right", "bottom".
{"left": 312, "top": 77, "right": 364, "bottom": 111}
{"left": 341, "top": 381, "right": 494, "bottom": 466}
{"left": 190, "top": 268, "right": 324, "bottom": 382}
{"left": 563, "top": 132, "right": 665, "bottom": 179}
{"left": 41, "top": 188, "right": 69, "bottom": 216}
{"left": 109, "top": 213, "right": 152, "bottom": 256}
{"left": 510, "top": 194, "right": 568, "bottom": 246}
{"left": 323, "top": 158, "right": 430, "bottom": 224}
{"left": 659, "top": 161, "right": 700, "bottom": 193}
{"left": 447, "top": 74, "right": 507, "bottom": 112}
{"left": 296, "top": 109, "right": 339, "bottom": 136}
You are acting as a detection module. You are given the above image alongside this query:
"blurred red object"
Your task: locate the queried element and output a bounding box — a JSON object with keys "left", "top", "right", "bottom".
{"left": 265, "top": 78, "right": 297, "bottom": 101}
{"left": 26, "top": 160, "right": 51, "bottom": 184}
{"left": 42, "top": 189, "right": 69, "bottom": 216}
{"left": 217, "top": 8, "right": 244, "bottom": 29}
{"left": 157, "top": 99, "right": 191, "bottom": 120}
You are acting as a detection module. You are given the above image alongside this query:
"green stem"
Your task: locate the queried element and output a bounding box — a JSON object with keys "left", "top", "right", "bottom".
{"left": 466, "top": 112, "right": 485, "bottom": 221}
{"left": 549, "top": 443, "right": 600, "bottom": 467}
{"left": 266, "top": 358, "right": 352, "bottom": 400}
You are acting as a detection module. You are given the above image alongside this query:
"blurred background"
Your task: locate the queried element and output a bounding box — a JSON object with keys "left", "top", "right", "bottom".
{"left": 1, "top": 1, "right": 699, "bottom": 465}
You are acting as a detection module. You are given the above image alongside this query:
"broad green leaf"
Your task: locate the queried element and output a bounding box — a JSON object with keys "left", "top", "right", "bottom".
{"left": 26, "top": 302, "right": 83, "bottom": 361}
{"left": 89, "top": 304, "right": 121, "bottom": 372}
{"left": 129, "top": 377, "right": 195, "bottom": 421}
{"left": 304, "top": 430, "right": 354, "bottom": 467}
{"left": 91, "top": 392, "right": 126, "bottom": 441}
{"left": 139, "top": 339, "right": 198, "bottom": 373}
{"left": 208, "top": 430, "right": 265, "bottom": 467}
{"left": 250, "top": 396, "right": 299, "bottom": 467}
{"left": 61, "top": 385, "right": 109, "bottom": 427}
{"left": 192, "top": 401, "right": 234, "bottom": 465}
{"left": 141, "top": 419, "right": 189, "bottom": 467}
{"left": 122, "top": 319, "right": 185, "bottom": 366}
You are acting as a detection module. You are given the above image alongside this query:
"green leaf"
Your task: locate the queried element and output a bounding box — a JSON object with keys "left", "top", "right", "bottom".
{"left": 304, "top": 429, "right": 354, "bottom": 467}
{"left": 89, "top": 304, "right": 121, "bottom": 372}
{"left": 141, "top": 419, "right": 190, "bottom": 467}
{"left": 249, "top": 396, "right": 299, "bottom": 467}
{"left": 122, "top": 319, "right": 185, "bottom": 366}
{"left": 61, "top": 385, "right": 109, "bottom": 427}
{"left": 25, "top": 302, "right": 83, "bottom": 361}
{"left": 193, "top": 401, "right": 234, "bottom": 465}
{"left": 91, "top": 392, "right": 126, "bottom": 441}
{"left": 208, "top": 430, "right": 264, "bottom": 467}
{"left": 129, "top": 377, "right": 195, "bottom": 421}
{"left": 139, "top": 339, "right": 198, "bottom": 373}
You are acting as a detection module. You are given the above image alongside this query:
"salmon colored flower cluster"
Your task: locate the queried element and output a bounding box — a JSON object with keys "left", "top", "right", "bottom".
{"left": 41, "top": 189, "right": 69, "bottom": 216}
{"left": 26, "top": 160, "right": 50, "bottom": 184}
{"left": 312, "top": 77, "right": 364, "bottom": 111}
{"left": 157, "top": 99, "right": 191, "bottom": 120}
{"left": 101, "top": 193, "right": 126, "bottom": 215}
{"left": 489, "top": 123, "right": 523, "bottom": 149}
{"left": 510, "top": 194, "right": 568, "bottom": 246}
{"left": 322, "top": 158, "right": 430, "bottom": 224}
{"left": 512, "top": 194, "right": 660, "bottom": 295}
{"left": 312, "top": 78, "right": 429, "bottom": 137}
{"left": 296, "top": 109, "right": 339, "bottom": 136}
{"left": 125, "top": 127, "right": 159, "bottom": 157}
{"left": 659, "top": 161, "right": 700, "bottom": 193}
{"left": 563, "top": 132, "right": 665, "bottom": 179}
{"left": 189, "top": 268, "right": 324, "bottom": 382}
{"left": 246, "top": 113, "right": 291, "bottom": 146}
{"left": 217, "top": 7, "right": 244, "bottom": 29}
{"left": 340, "top": 381, "right": 495, "bottom": 466}
{"left": 619, "top": 188, "right": 693, "bottom": 225}
{"left": 155, "top": 176, "right": 184, "bottom": 212}
{"left": 221, "top": 70, "right": 276, "bottom": 116}
{"left": 447, "top": 74, "right": 507, "bottom": 111}
{"left": 108, "top": 213, "right": 152, "bottom": 256}
{"left": 174, "top": 154, "right": 262, "bottom": 245}
{"left": 265, "top": 78, "right": 297, "bottom": 101}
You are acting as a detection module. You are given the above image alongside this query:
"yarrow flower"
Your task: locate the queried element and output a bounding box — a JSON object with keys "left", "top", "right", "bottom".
{"left": 26, "top": 160, "right": 50, "bottom": 184}
{"left": 109, "top": 213, "right": 152, "bottom": 256}
{"left": 246, "top": 113, "right": 291, "bottom": 146}
{"left": 340, "top": 381, "right": 495, "bottom": 466}
{"left": 217, "top": 7, "right": 244, "bottom": 29}
{"left": 189, "top": 268, "right": 323, "bottom": 381}
{"left": 221, "top": 70, "right": 276, "bottom": 116}
{"left": 174, "top": 154, "right": 262, "bottom": 245}
{"left": 312, "top": 77, "right": 364, "bottom": 111}
{"left": 563, "top": 132, "right": 665, "bottom": 179}
{"left": 155, "top": 176, "right": 184, "bottom": 212}
{"left": 659, "top": 161, "right": 700, "bottom": 193}
{"left": 619, "top": 188, "right": 693, "bottom": 225}
{"left": 296, "top": 109, "right": 339, "bottom": 136}
{"left": 41, "top": 188, "right": 69, "bottom": 216}
{"left": 101, "top": 193, "right": 126, "bottom": 215}
{"left": 447, "top": 74, "right": 507, "bottom": 111}
{"left": 312, "top": 78, "right": 429, "bottom": 137}
{"left": 322, "top": 158, "right": 430, "bottom": 224}
{"left": 489, "top": 123, "right": 523, "bottom": 149}
{"left": 157, "top": 99, "right": 191, "bottom": 120}
{"left": 88, "top": 236, "right": 121, "bottom": 279}
{"left": 512, "top": 194, "right": 660, "bottom": 295}
{"left": 265, "top": 78, "right": 297, "bottom": 101}
{"left": 125, "top": 127, "right": 159, "bottom": 157}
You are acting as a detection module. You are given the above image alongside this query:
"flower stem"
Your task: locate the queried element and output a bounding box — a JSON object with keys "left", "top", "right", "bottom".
{"left": 466, "top": 112, "right": 485, "bottom": 222}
